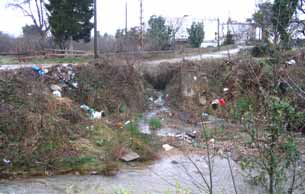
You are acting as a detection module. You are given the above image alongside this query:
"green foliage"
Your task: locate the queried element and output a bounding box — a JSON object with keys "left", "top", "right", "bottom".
{"left": 149, "top": 118, "right": 161, "bottom": 130}
{"left": 272, "top": 0, "right": 298, "bottom": 48}
{"left": 46, "top": 0, "right": 94, "bottom": 48}
{"left": 243, "top": 98, "right": 302, "bottom": 194}
{"left": 148, "top": 15, "right": 172, "bottom": 50}
{"left": 125, "top": 121, "right": 140, "bottom": 136}
{"left": 187, "top": 22, "right": 205, "bottom": 48}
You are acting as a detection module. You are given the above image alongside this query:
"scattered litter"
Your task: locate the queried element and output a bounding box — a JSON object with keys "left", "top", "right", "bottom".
{"left": 211, "top": 98, "right": 226, "bottom": 109}
{"left": 52, "top": 90, "right": 62, "bottom": 97}
{"left": 202, "top": 112, "right": 209, "bottom": 120}
{"left": 32, "top": 66, "right": 46, "bottom": 76}
{"left": 71, "top": 82, "right": 78, "bottom": 88}
{"left": 80, "top": 104, "right": 105, "bottom": 120}
{"left": 154, "top": 96, "right": 165, "bottom": 107}
{"left": 54, "top": 64, "right": 77, "bottom": 88}
{"left": 212, "top": 99, "right": 219, "bottom": 110}
{"left": 124, "top": 120, "right": 131, "bottom": 125}
{"left": 162, "top": 144, "right": 174, "bottom": 151}
{"left": 176, "top": 132, "right": 193, "bottom": 143}
{"left": 120, "top": 150, "right": 140, "bottom": 162}
{"left": 3, "top": 158, "right": 11, "bottom": 165}
{"left": 186, "top": 131, "right": 197, "bottom": 139}
{"left": 50, "top": 84, "right": 62, "bottom": 92}
{"left": 219, "top": 98, "right": 226, "bottom": 106}
{"left": 149, "top": 97, "right": 154, "bottom": 102}
{"left": 209, "top": 138, "right": 215, "bottom": 144}
{"left": 223, "top": 88, "right": 229, "bottom": 92}
{"left": 286, "top": 59, "right": 296, "bottom": 65}
{"left": 193, "top": 76, "right": 197, "bottom": 81}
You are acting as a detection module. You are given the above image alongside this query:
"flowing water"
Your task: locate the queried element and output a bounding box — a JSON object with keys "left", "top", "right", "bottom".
{"left": 0, "top": 93, "right": 263, "bottom": 194}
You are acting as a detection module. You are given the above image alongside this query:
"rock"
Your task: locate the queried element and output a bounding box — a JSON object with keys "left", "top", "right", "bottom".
{"left": 199, "top": 95, "right": 207, "bottom": 105}
{"left": 120, "top": 150, "right": 140, "bottom": 162}
{"left": 162, "top": 144, "right": 174, "bottom": 151}
{"left": 50, "top": 84, "right": 62, "bottom": 92}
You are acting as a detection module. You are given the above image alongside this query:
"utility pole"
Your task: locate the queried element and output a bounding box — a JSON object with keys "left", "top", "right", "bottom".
{"left": 140, "top": 0, "right": 144, "bottom": 50}
{"left": 125, "top": 1, "right": 128, "bottom": 35}
{"left": 94, "top": 0, "right": 98, "bottom": 58}
{"left": 217, "top": 18, "right": 220, "bottom": 50}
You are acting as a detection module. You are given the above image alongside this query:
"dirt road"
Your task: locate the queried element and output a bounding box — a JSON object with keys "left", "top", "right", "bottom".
{"left": 0, "top": 46, "right": 246, "bottom": 71}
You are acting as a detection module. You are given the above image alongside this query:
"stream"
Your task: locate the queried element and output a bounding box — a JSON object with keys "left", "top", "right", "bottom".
{"left": 0, "top": 93, "right": 263, "bottom": 194}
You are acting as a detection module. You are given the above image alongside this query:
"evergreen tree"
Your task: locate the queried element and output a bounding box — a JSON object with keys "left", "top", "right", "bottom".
{"left": 187, "top": 22, "right": 204, "bottom": 48}
{"left": 272, "top": 0, "right": 298, "bottom": 48}
{"left": 147, "top": 15, "right": 172, "bottom": 50}
{"left": 46, "top": 0, "right": 94, "bottom": 48}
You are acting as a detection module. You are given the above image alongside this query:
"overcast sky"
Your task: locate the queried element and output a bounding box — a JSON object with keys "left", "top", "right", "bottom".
{"left": 0, "top": 0, "right": 260, "bottom": 37}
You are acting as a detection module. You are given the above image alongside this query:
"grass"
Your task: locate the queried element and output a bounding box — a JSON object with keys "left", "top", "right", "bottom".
{"left": 0, "top": 55, "right": 92, "bottom": 65}
{"left": 0, "top": 55, "right": 18, "bottom": 64}
{"left": 149, "top": 118, "right": 161, "bottom": 130}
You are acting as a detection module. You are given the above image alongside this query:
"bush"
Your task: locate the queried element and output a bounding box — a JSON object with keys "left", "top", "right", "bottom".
{"left": 251, "top": 43, "right": 273, "bottom": 57}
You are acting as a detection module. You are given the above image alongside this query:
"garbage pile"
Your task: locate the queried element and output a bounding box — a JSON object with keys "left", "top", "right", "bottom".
{"left": 80, "top": 104, "right": 105, "bottom": 120}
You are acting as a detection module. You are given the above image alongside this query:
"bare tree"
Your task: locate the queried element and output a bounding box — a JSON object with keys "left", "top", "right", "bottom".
{"left": 168, "top": 15, "right": 188, "bottom": 50}
{"left": 8, "top": 0, "right": 49, "bottom": 42}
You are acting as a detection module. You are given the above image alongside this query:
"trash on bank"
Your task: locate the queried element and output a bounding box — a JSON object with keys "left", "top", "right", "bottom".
{"left": 32, "top": 66, "right": 46, "bottom": 76}
{"left": 80, "top": 104, "right": 105, "bottom": 120}
{"left": 286, "top": 59, "right": 296, "bottom": 65}
{"left": 3, "top": 158, "right": 11, "bottom": 165}
{"left": 212, "top": 99, "right": 219, "bottom": 110}
{"left": 219, "top": 98, "right": 226, "bottom": 106}
{"left": 52, "top": 90, "right": 62, "bottom": 97}
{"left": 211, "top": 98, "right": 226, "bottom": 109}
{"left": 50, "top": 84, "right": 62, "bottom": 92}
{"left": 154, "top": 95, "right": 165, "bottom": 107}
{"left": 162, "top": 144, "right": 174, "bottom": 151}
{"left": 120, "top": 150, "right": 140, "bottom": 162}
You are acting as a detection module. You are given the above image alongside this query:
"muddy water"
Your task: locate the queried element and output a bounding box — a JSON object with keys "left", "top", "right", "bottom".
{"left": 0, "top": 94, "right": 262, "bottom": 194}
{"left": 0, "top": 155, "right": 262, "bottom": 194}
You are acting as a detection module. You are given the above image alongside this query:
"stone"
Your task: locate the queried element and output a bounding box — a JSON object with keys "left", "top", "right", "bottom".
{"left": 120, "top": 150, "right": 140, "bottom": 162}
{"left": 199, "top": 95, "right": 207, "bottom": 105}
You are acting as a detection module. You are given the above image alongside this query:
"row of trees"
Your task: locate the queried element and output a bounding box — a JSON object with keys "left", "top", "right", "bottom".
{"left": 6, "top": 0, "right": 205, "bottom": 51}
{"left": 116, "top": 15, "right": 205, "bottom": 51}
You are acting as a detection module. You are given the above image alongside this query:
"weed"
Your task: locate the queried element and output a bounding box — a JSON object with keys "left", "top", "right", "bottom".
{"left": 125, "top": 121, "right": 140, "bottom": 136}
{"left": 149, "top": 118, "right": 161, "bottom": 130}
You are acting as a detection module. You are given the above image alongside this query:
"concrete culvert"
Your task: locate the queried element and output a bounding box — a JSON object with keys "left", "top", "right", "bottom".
{"left": 141, "top": 63, "right": 179, "bottom": 90}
